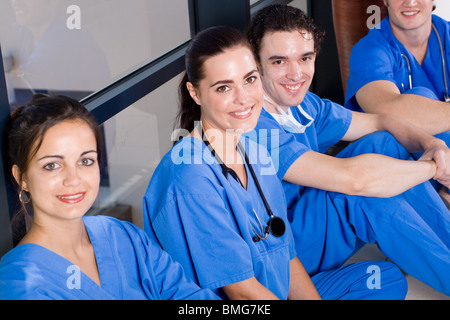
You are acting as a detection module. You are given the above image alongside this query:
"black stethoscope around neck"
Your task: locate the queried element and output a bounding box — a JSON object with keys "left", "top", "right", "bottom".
{"left": 401, "top": 23, "right": 450, "bottom": 102}
{"left": 200, "top": 127, "right": 286, "bottom": 242}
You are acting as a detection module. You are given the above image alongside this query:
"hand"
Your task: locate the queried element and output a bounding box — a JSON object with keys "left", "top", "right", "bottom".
{"left": 419, "top": 138, "right": 450, "bottom": 187}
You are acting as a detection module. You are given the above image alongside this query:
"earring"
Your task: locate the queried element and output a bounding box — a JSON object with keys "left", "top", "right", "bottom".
{"left": 19, "top": 188, "right": 31, "bottom": 204}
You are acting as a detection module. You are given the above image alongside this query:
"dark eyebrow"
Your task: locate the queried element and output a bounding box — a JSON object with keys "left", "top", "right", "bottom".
{"left": 268, "top": 52, "right": 315, "bottom": 61}
{"left": 37, "top": 150, "right": 97, "bottom": 161}
{"left": 37, "top": 155, "right": 63, "bottom": 161}
{"left": 302, "top": 51, "right": 316, "bottom": 57}
{"left": 210, "top": 69, "right": 258, "bottom": 88}
{"left": 81, "top": 150, "right": 98, "bottom": 157}
{"left": 268, "top": 55, "right": 288, "bottom": 61}
{"left": 210, "top": 79, "right": 233, "bottom": 88}
{"left": 244, "top": 69, "right": 258, "bottom": 78}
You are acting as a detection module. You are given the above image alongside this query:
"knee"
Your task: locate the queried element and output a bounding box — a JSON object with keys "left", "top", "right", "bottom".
{"left": 405, "top": 87, "right": 439, "bottom": 101}
{"left": 338, "top": 131, "right": 410, "bottom": 160}
{"left": 364, "top": 131, "right": 398, "bottom": 149}
{"left": 434, "top": 131, "right": 450, "bottom": 147}
{"left": 366, "top": 261, "right": 408, "bottom": 300}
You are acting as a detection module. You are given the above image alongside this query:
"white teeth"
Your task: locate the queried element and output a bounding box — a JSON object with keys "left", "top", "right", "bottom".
{"left": 402, "top": 11, "right": 418, "bottom": 16}
{"left": 58, "top": 194, "right": 83, "bottom": 200}
{"left": 284, "top": 84, "right": 301, "bottom": 90}
{"left": 233, "top": 108, "right": 252, "bottom": 116}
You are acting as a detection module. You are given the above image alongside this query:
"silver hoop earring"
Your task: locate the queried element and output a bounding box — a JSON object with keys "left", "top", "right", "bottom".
{"left": 19, "top": 188, "right": 31, "bottom": 204}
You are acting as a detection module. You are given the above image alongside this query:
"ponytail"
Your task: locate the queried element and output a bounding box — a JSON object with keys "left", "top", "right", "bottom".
{"left": 174, "top": 72, "right": 201, "bottom": 141}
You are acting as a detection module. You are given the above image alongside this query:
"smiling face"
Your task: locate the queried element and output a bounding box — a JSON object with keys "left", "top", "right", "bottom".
{"left": 14, "top": 119, "right": 100, "bottom": 224}
{"left": 385, "top": 0, "right": 434, "bottom": 32}
{"left": 187, "top": 45, "right": 263, "bottom": 135}
{"left": 258, "top": 30, "right": 316, "bottom": 111}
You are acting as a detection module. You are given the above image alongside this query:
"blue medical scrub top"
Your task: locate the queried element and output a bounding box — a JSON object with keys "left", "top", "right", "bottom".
{"left": 251, "top": 92, "right": 352, "bottom": 209}
{"left": 143, "top": 136, "right": 296, "bottom": 300}
{"left": 346, "top": 15, "right": 450, "bottom": 112}
{"left": 0, "top": 216, "right": 218, "bottom": 300}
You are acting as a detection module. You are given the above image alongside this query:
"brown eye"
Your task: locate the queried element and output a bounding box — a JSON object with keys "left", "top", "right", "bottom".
{"left": 216, "top": 85, "right": 230, "bottom": 93}
{"left": 44, "top": 162, "right": 60, "bottom": 170}
{"left": 245, "top": 76, "right": 257, "bottom": 85}
{"left": 79, "top": 158, "right": 95, "bottom": 166}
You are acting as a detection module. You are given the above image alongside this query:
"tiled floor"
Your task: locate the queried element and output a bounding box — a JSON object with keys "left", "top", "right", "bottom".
{"left": 346, "top": 244, "right": 450, "bottom": 300}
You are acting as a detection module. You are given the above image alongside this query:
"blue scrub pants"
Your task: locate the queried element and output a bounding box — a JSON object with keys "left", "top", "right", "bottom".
{"left": 290, "top": 131, "right": 450, "bottom": 296}
{"left": 312, "top": 261, "right": 407, "bottom": 300}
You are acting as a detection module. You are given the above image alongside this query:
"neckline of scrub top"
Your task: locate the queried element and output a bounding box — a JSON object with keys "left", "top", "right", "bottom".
{"left": 9, "top": 216, "right": 120, "bottom": 293}
{"left": 200, "top": 132, "right": 249, "bottom": 191}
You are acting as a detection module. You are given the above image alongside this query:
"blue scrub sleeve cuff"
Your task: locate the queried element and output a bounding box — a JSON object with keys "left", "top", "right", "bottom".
{"left": 204, "top": 270, "right": 255, "bottom": 291}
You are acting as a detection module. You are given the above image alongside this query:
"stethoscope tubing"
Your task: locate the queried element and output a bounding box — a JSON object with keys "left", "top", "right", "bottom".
{"left": 401, "top": 23, "right": 449, "bottom": 102}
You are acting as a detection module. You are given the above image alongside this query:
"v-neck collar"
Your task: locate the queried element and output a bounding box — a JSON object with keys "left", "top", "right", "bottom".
{"left": 83, "top": 216, "right": 121, "bottom": 296}
{"left": 8, "top": 217, "right": 122, "bottom": 299}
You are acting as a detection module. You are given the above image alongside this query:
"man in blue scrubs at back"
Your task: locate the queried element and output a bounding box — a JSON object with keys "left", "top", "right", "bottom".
{"left": 346, "top": 0, "right": 450, "bottom": 201}
{"left": 247, "top": 4, "right": 450, "bottom": 296}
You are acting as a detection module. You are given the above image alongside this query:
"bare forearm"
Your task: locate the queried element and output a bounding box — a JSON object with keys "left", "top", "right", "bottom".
{"left": 356, "top": 81, "right": 450, "bottom": 135}
{"left": 375, "top": 113, "right": 447, "bottom": 154}
{"left": 222, "top": 277, "right": 280, "bottom": 300}
{"left": 288, "top": 257, "right": 321, "bottom": 300}
{"left": 376, "top": 94, "right": 450, "bottom": 135}
{"left": 344, "top": 154, "right": 436, "bottom": 197}
{"left": 284, "top": 151, "right": 436, "bottom": 198}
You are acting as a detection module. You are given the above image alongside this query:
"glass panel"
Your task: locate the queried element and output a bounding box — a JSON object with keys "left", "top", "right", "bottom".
{"left": 1, "top": 0, "right": 190, "bottom": 109}
{"left": 88, "top": 73, "right": 182, "bottom": 227}
{"left": 289, "top": 0, "right": 308, "bottom": 12}
{"left": 435, "top": 0, "right": 450, "bottom": 20}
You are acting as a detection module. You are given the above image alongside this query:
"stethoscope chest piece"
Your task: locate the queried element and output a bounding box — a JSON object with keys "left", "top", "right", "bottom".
{"left": 267, "top": 216, "right": 286, "bottom": 238}
{"left": 200, "top": 125, "right": 287, "bottom": 242}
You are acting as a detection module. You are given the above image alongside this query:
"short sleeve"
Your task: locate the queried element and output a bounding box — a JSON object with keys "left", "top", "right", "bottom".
{"left": 345, "top": 32, "right": 397, "bottom": 111}
{"left": 302, "top": 93, "right": 352, "bottom": 153}
{"left": 251, "top": 109, "right": 311, "bottom": 180}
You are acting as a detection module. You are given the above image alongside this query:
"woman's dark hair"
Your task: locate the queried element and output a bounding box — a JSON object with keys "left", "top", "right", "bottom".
{"left": 246, "top": 4, "right": 326, "bottom": 65}
{"left": 175, "top": 25, "right": 252, "bottom": 137}
{"left": 7, "top": 94, "right": 102, "bottom": 244}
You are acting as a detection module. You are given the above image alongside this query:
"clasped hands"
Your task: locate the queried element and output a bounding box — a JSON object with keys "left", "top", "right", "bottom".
{"left": 420, "top": 138, "right": 450, "bottom": 188}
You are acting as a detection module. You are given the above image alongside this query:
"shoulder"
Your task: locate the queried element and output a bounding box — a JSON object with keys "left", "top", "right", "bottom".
{"left": 432, "top": 14, "right": 449, "bottom": 26}
{"left": 352, "top": 18, "right": 396, "bottom": 56}
{"left": 149, "top": 137, "right": 220, "bottom": 193}
{"left": 432, "top": 14, "right": 450, "bottom": 34}
{"left": 301, "top": 91, "right": 327, "bottom": 108}
{"left": 256, "top": 108, "right": 283, "bottom": 130}
{"left": 301, "top": 92, "right": 346, "bottom": 116}
{"left": 155, "top": 137, "right": 216, "bottom": 178}
{"left": 83, "top": 215, "right": 146, "bottom": 240}
{"left": 144, "top": 137, "right": 227, "bottom": 218}
{"left": 0, "top": 246, "right": 58, "bottom": 299}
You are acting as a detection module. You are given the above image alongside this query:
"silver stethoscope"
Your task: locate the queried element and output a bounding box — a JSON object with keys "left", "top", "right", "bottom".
{"left": 401, "top": 23, "right": 450, "bottom": 102}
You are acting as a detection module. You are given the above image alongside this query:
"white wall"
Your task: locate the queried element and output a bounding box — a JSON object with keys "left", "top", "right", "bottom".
{"left": 289, "top": 0, "right": 308, "bottom": 12}
{"left": 1, "top": 0, "right": 190, "bottom": 92}
{"left": 435, "top": 0, "right": 450, "bottom": 20}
